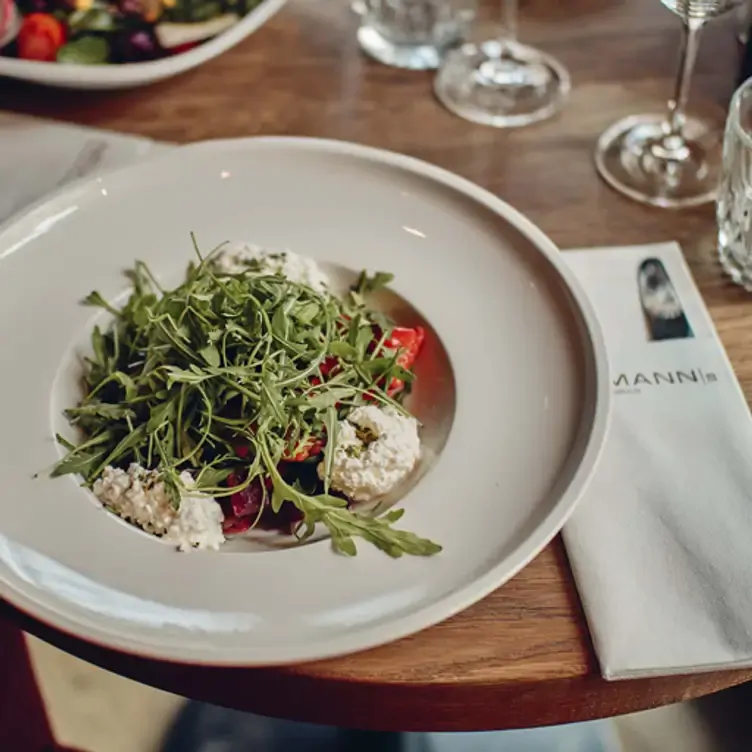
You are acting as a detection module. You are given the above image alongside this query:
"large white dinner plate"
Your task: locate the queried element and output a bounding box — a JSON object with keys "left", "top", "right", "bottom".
{"left": 0, "top": 137, "right": 609, "bottom": 665}
{"left": 0, "top": 0, "right": 285, "bottom": 90}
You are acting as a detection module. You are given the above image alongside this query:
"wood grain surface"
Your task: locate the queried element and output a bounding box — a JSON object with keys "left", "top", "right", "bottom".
{"left": 2, "top": 0, "right": 752, "bottom": 732}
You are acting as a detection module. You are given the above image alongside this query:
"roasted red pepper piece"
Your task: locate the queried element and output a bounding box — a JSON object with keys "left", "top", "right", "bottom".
{"left": 385, "top": 326, "right": 425, "bottom": 396}
{"left": 17, "top": 13, "right": 65, "bottom": 62}
{"left": 236, "top": 434, "right": 324, "bottom": 463}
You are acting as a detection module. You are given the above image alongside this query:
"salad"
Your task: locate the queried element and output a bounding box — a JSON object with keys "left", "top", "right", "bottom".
{"left": 50, "top": 240, "right": 442, "bottom": 558}
{"left": 0, "top": 0, "right": 260, "bottom": 64}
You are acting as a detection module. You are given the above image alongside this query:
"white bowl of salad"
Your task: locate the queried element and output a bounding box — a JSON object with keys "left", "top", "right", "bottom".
{"left": 0, "top": 137, "right": 610, "bottom": 665}
{"left": 0, "top": 0, "right": 285, "bottom": 88}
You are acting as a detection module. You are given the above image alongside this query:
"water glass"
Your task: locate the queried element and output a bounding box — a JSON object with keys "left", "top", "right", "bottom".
{"left": 357, "top": 0, "right": 476, "bottom": 70}
{"left": 434, "top": 0, "right": 570, "bottom": 128}
{"left": 718, "top": 77, "right": 752, "bottom": 289}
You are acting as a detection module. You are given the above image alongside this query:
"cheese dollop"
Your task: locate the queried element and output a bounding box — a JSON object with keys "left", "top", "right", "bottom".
{"left": 92, "top": 464, "right": 225, "bottom": 551}
{"left": 214, "top": 242, "right": 330, "bottom": 295}
{"left": 319, "top": 405, "right": 421, "bottom": 502}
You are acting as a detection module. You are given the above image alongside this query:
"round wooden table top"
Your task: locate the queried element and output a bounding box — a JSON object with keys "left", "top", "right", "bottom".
{"left": 3, "top": 0, "right": 752, "bottom": 733}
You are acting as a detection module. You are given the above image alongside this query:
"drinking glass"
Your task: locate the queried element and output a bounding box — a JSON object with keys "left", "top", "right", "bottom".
{"left": 357, "top": 0, "right": 476, "bottom": 70}
{"left": 595, "top": 0, "right": 745, "bottom": 209}
{"left": 718, "top": 77, "right": 752, "bottom": 289}
{"left": 433, "top": 0, "right": 570, "bottom": 128}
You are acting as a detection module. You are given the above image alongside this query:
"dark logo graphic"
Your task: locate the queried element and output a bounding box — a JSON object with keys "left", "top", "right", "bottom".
{"left": 638, "top": 258, "right": 693, "bottom": 342}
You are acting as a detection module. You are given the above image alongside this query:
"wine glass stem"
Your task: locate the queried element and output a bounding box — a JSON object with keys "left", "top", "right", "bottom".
{"left": 501, "top": 0, "right": 518, "bottom": 43}
{"left": 664, "top": 17, "right": 704, "bottom": 144}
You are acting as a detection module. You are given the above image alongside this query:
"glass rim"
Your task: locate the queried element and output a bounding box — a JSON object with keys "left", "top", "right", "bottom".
{"left": 731, "top": 76, "right": 752, "bottom": 153}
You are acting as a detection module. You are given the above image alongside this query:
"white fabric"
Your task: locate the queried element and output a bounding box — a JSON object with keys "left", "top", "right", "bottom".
{"left": 0, "top": 112, "right": 167, "bottom": 224}
{"left": 563, "top": 243, "right": 752, "bottom": 679}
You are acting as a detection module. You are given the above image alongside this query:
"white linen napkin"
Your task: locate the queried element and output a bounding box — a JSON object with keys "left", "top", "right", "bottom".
{"left": 0, "top": 112, "right": 169, "bottom": 223}
{"left": 563, "top": 242, "right": 752, "bottom": 680}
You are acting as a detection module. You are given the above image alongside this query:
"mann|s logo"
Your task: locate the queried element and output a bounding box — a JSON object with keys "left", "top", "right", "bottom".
{"left": 613, "top": 368, "right": 718, "bottom": 394}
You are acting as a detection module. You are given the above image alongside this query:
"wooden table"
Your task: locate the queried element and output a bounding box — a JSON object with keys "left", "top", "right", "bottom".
{"left": 2, "top": 0, "right": 752, "bottom": 733}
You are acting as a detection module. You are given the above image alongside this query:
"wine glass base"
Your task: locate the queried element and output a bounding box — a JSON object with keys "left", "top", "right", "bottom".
{"left": 595, "top": 114, "right": 722, "bottom": 209}
{"left": 434, "top": 39, "right": 570, "bottom": 128}
{"left": 357, "top": 24, "right": 451, "bottom": 70}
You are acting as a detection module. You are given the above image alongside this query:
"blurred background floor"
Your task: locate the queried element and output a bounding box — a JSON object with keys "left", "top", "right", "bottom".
{"left": 26, "top": 634, "right": 752, "bottom": 752}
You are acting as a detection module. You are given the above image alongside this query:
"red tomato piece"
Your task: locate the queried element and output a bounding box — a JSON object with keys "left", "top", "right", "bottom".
{"left": 282, "top": 437, "right": 325, "bottom": 462}
{"left": 17, "top": 13, "right": 65, "bottom": 62}
{"left": 385, "top": 326, "right": 425, "bottom": 396}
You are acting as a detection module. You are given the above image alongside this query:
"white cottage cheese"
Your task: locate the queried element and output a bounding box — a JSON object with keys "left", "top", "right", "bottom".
{"left": 320, "top": 405, "right": 421, "bottom": 502}
{"left": 214, "top": 242, "right": 330, "bottom": 295}
{"left": 92, "top": 464, "right": 175, "bottom": 535}
{"left": 92, "top": 464, "right": 225, "bottom": 551}
{"left": 164, "top": 473, "right": 225, "bottom": 552}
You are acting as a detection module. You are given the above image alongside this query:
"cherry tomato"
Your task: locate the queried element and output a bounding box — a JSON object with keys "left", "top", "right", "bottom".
{"left": 17, "top": 13, "right": 65, "bottom": 62}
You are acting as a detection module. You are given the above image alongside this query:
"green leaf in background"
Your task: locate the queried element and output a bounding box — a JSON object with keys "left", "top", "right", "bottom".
{"left": 57, "top": 37, "right": 110, "bottom": 65}
{"left": 68, "top": 7, "right": 117, "bottom": 32}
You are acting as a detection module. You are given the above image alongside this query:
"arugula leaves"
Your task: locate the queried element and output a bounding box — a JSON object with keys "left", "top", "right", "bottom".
{"left": 52, "top": 245, "right": 440, "bottom": 558}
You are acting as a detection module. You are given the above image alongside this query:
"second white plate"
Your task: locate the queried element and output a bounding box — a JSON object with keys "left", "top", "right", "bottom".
{"left": 0, "top": 0, "right": 285, "bottom": 90}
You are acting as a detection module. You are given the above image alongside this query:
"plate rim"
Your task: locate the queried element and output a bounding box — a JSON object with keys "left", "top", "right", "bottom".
{"left": 0, "top": 136, "right": 611, "bottom": 666}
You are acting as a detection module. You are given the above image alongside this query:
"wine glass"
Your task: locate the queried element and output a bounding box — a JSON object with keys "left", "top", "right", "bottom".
{"left": 595, "top": 0, "right": 745, "bottom": 209}
{"left": 433, "top": 0, "right": 570, "bottom": 128}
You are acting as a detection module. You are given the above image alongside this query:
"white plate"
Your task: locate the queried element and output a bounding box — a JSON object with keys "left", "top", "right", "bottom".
{"left": 0, "top": 137, "right": 610, "bottom": 665}
{"left": 0, "top": 0, "right": 285, "bottom": 90}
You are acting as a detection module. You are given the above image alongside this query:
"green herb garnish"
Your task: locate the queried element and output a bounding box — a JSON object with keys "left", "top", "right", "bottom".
{"left": 52, "top": 239, "right": 441, "bottom": 558}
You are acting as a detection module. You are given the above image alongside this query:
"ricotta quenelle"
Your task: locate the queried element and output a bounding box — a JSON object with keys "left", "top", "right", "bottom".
{"left": 214, "top": 243, "right": 330, "bottom": 295}
{"left": 92, "top": 465, "right": 225, "bottom": 551}
{"left": 320, "top": 405, "right": 421, "bottom": 502}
